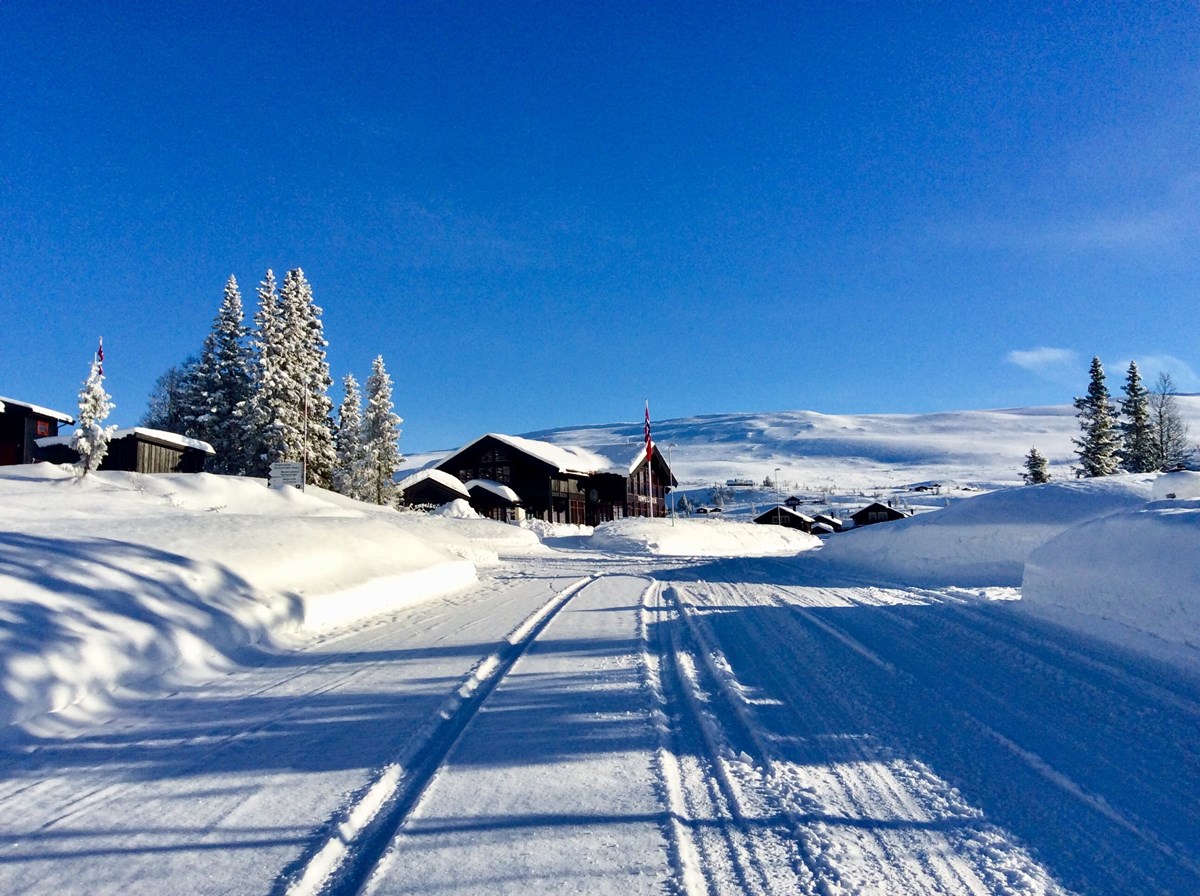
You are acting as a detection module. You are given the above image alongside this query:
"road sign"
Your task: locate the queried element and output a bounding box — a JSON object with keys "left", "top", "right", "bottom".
{"left": 269, "top": 462, "right": 304, "bottom": 489}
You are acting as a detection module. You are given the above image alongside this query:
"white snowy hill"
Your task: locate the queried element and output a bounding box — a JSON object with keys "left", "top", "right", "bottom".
{"left": 516, "top": 399, "right": 1200, "bottom": 491}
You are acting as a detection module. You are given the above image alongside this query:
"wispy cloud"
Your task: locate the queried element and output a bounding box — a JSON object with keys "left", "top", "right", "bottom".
{"left": 1124, "top": 355, "right": 1200, "bottom": 392}
{"left": 1007, "top": 347, "right": 1079, "bottom": 380}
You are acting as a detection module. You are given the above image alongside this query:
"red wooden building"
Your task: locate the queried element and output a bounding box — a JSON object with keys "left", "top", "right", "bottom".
{"left": 0, "top": 396, "right": 74, "bottom": 466}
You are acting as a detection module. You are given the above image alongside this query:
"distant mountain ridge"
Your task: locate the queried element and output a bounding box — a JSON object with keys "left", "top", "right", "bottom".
{"left": 520, "top": 400, "right": 1200, "bottom": 491}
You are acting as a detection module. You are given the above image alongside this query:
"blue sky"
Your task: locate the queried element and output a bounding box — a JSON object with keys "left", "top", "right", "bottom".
{"left": 3, "top": 2, "right": 1199, "bottom": 451}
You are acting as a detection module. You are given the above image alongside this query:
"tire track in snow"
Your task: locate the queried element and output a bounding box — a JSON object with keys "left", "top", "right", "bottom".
{"left": 271, "top": 575, "right": 593, "bottom": 896}
{"left": 676, "top": 581, "right": 1065, "bottom": 895}
{"left": 645, "top": 582, "right": 817, "bottom": 896}
{"left": 818, "top": 586, "right": 1200, "bottom": 884}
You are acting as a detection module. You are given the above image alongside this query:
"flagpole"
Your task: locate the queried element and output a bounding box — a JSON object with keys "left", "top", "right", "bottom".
{"left": 645, "top": 400, "right": 653, "bottom": 518}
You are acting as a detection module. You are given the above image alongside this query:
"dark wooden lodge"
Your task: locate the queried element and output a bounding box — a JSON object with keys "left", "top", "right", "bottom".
{"left": 0, "top": 396, "right": 74, "bottom": 466}
{"left": 437, "top": 433, "right": 676, "bottom": 525}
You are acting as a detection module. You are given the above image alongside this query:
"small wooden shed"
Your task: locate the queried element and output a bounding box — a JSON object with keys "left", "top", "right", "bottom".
{"left": 36, "top": 428, "right": 215, "bottom": 473}
{"left": 398, "top": 468, "right": 472, "bottom": 507}
{"left": 465, "top": 478, "right": 524, "bottom": 522}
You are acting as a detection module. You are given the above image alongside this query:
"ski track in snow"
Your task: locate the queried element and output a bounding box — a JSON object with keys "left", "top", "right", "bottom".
{"left": 275, "top": 574, "right": 593, "bottom": 896}
{"left": 1, "top": 550, "right": 1198, "bottom": 894}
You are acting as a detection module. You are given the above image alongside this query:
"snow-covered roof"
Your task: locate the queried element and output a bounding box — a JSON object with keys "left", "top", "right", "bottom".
{"left": 397, "top": 468, "right": 471, "bottom": 498}
{"left": 0, "top": 395, "right": 74, "bottom": 423}
{"left": 464, "top": 478, "right": 522, "bottom": 504}
{"left": 443, "top": 433, "right": 614, "bottom": 476}
{"left": 756, "top": 505, "right": 815, "bottom": 523}
{"left": 36, "top": 428, "right": 215, "bottom": 455}
{"left": 442, "top": 432, "right": 664, "bottom": 479}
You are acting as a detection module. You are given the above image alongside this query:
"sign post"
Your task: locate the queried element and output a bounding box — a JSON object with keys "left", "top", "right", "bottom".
{"left": 269, "top": 461, "right": 304, "bottom": 491}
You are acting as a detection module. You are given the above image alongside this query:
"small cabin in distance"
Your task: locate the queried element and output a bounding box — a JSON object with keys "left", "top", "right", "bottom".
{"left": 849, "top": 501, "right": 910, "bottom": 527}
{"left": 753, "top": 505, "right": 815, "bottom": 532}
{"left": 0, "top": 396, "right": 74, "bottom": 466}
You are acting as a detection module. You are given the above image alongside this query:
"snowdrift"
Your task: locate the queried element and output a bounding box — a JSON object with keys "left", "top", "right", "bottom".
{"left": 0, "top": 467, "right": 487, "bottom": 727}
{"left": 590, "top": 517, "right": 820, "bottom": 557}
{"left": 815, "top": 477, "right": 1155, "bottom": 587}
{"left": 1022, "top": 492, "right": 1200, "bottom": 669}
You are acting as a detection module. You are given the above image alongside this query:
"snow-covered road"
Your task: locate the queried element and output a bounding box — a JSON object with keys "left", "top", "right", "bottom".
{"left": 1, "top": 550, "right": 1197, "bottom": 895}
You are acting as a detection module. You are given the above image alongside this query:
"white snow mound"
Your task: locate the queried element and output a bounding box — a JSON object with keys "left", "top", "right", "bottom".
{"left": 816, "top": 476, "right": 1155, "bottom": 586}
{"left": 1021, "top": 498, "right": 1200, "bottom": 669}
{"left": 590, "top": 517, "right": 820, "bottom": 557}
{"left": 0, "top": 467, "right": 478, "bottom": 728}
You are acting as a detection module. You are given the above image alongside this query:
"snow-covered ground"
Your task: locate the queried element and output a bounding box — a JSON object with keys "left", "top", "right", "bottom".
{"left": 2, "top": 403, "right": 1199, "bottom": 895}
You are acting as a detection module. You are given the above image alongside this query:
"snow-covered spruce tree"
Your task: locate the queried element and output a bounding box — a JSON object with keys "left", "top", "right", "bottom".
{"left": 1073, "top": 356, "right": 1122, "bottom": 477}
{"left": 72, "top": 352, "right": 117, "bottom": 475}
{"left": 1149, "top": 372, "right": 1192, "bottom": 470}
{"left": 363, "top": 355, "right": 404, "bottom": 505}
{"left": 1021, "top": 447, "right": 1050, "bottom": 484}
{"left": 188, "top": 275, "right": 258, "bottom": 474}
{"left": 247, "top": 269, "right": 284, "bottom": 474}
{"left": 253, "top": 268, "right": 337, "bottom": 486}
{"left": 1118, "top": 361, "right": 1155, "bottom": 473}
{"left": 332, "top": 373, "right": 370, "bottom": 501}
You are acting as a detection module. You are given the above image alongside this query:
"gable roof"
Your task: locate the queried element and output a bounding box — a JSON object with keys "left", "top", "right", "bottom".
{"left": 754, "top": 505, "right": 815, "bottom": 524}
{"left": 397, "top": 468, "right": 471, "bottom": 499}
{"left": 850, "top": 501, "right": 910, "bottom": 521}
{"left": 441, "top": 432, "right": 657, "bottom": 478}
{"left": 465, "top": 478, "right": 522, "bottom": 504}
{"left": 37, "top": 427, "right": 215, "bottom": 455}
{"left": 0, "top": 395, "right": 74, "bottom": 423}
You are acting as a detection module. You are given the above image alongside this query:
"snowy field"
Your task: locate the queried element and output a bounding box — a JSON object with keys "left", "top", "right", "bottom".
{"left": 2, "top": 406, "right": 1199, "bottom": 895}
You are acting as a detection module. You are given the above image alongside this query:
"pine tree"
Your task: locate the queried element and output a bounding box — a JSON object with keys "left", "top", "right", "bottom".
{"left": 72, "top": 350, "right": 117, "bottom": 475}
{"left": 1022, "top": 447, "right": 1050, "bottom": 484}
{"left": 247, "top": 269, "right": 283, "bottom": 475}
{"left": 332, "top": 373, "right": 370, "bottom": 500}
{"left": 189, "top": 275, "right": 257, "bottom": 474}
{"left": 1149, "top": 372, "right": 1192, "bottom": 470}
{"left": 1073, "top": 356, "right": 1122, "bottom": 477}
{"left": 1119, "top": 361, "right": 1155, "bottom": 473}
{"left": 252, "top": 268, "right": 337, "bottom": 486}
{"left": 362, "top": 355, "right": 403, "bottom": 505}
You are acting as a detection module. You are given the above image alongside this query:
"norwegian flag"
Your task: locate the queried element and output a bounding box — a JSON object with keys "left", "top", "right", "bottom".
{"left": 644, "top": 401, "right": 652, "bottom": 464}
{"left": 96, "top": 338, "right": 104, "bottom": 376}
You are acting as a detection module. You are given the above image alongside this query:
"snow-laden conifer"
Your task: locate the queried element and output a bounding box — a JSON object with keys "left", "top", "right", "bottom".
{"left": 72, "top": 351, "right": 117, "bottom": 475}
{"left": 252, "top": 269, "right": 337, "bottom": 486}
{"left": 332, "top": 373, "right": 371, "bottom": 501}
{"left": 363, "top": 355, "right": 403, "bottom": 505}
{"left": 1021, "top": 447, "right": 1050, "bottom": 484}
{"left": 1073, "top": 356, "right": 1122, "bottom": 477}
{"left": 189, "top": 276, "right": 257, "bottom": 474}
{"left": 1118, "top": 361, "right": 1155, "bottom": 473}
